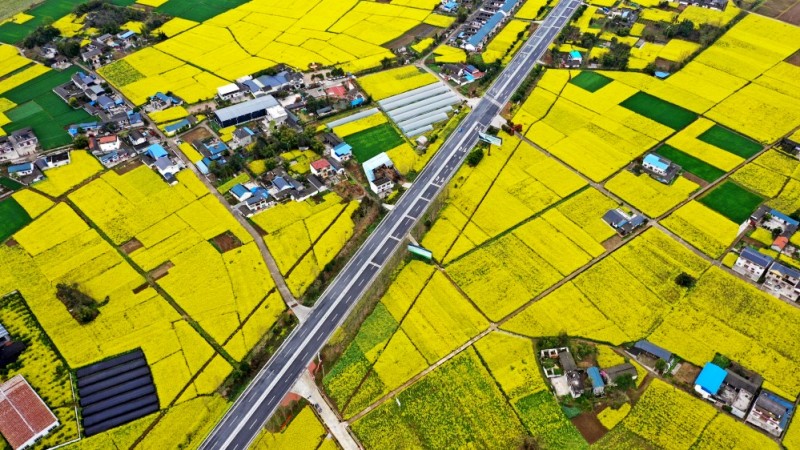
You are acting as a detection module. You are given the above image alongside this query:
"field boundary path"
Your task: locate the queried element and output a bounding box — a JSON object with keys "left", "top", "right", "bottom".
{"left": 198, "top": 0, "right": 583, "bottom": 447}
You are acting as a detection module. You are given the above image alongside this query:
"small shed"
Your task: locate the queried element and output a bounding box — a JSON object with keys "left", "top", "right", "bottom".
{"left": 587, "top": 366, "right": 605, "bottom": 395}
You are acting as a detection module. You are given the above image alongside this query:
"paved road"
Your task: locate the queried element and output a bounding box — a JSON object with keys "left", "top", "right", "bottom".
{"left": 200, "top": 1, "right": 581, "bottom": 448}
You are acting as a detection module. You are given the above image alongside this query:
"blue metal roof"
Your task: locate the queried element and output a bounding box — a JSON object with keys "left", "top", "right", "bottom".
{"left": 587, "top": 367, "right": 605, "bottom": 389}
{"left": 205, "top": 142, "right": 228, "bottom": 155}
{"left": 467, "top": 12, "right": 505, "bottom": 47}
{"left": 119, "top": 30, "right": 135, "bottom": 39}
{"left": 770, "top": 209, "right": 799, "bottom": 227}
{"left": 695, "top": 363, "right": 726, "bottom": 395}
{"left": 633, "top": 340, "right": 672, "bottom": 361}
{"left": 230, "top": 184, "right": 249, "bottom": 198}
{"left": 740, "top": 247, "right": 774, "bottom": 267}
{"left": 273, "top": 177, "right": 290, "bottom": 191}
{"left": 644, "top": 153, "right": 670, "bottom": 172}
{"left": 654, "top": 71, "right": 670, "bottom": 79}
{"left": 763, "top": 392, "right": 795, "bottom": 430}
{"left": 334, "top": 142, "right": 353, "bottom": 156}
{"left": 8, "top": 163, "right": 32, "bottom": 173}
{"left": 770, "top": 261, "right": 800, "bottom": 279}
{"left": 146, "top": 144, "right": 168, "bottom": 159}
{"left": 164, "top": 119, "right": 190, "bottom": 133}
{"left": 501, "top": 0, "right": 521, "bottom": 13}
{"left": 99, "top": 151, "right": 118, "bottom": 164}
{"left": 570, "top": 50, "right": 582, "bottom": 59}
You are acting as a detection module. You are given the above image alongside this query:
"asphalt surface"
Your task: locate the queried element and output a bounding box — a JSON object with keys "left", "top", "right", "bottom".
{"left": 200, "top": 1, "right": 582, "bottom": 448}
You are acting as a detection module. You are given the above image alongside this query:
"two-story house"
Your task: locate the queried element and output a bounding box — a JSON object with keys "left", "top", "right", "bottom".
{"left": 733, "top": 247, "right": 774, "bottom": 282}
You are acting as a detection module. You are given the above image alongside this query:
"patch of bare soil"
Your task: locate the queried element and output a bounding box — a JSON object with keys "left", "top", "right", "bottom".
{"left": 121, "top": 238, "right": 144, "bottom": 254}
{"left": 114, "top": 159, "right": 143, "bottom": 175}
{"left": 182, "top": 126, "right": 213, "bottom": 143}
{"left": 674, "top": 363, "right": 701, "bottom": 387}
{"left": 211, "top": 231, "right": 243, "bottom": 253}
{"left": 681, "top": 172, "right": 708, "bottom": 187}
{"left": 602, "top": 234, "right": 622, "bottom": 251}
{"left": 571, "top": 412, "right": 608, "bottom": 444}
{"left": 787, "top": 49, "right": 800, "bottom": 66}
{"left": 778, "top": 1, "right": 800, "bottom": 25}
{"left": 149, "top": 261, "right": 174, "bottom": 281}
{"left": 5, "top": 238, "right": 17, "bottom": 247}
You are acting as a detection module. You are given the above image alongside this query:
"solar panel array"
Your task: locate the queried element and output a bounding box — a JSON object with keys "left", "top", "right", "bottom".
{"left": 76, "top": 349, "right": 159, "bottom": 436}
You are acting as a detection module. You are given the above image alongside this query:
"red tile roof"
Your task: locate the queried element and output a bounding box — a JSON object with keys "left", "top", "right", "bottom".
{"left": 98, "top": 135, "right": 118, "bottom": 144}
{"left": 0, "top": 376, "right": 58, "bottom": 450}
{"left": 311, "top": 159, "right": 331, "bottom": 170}
{"left": 325, "top": 85, "right": 347, "bottom": 98}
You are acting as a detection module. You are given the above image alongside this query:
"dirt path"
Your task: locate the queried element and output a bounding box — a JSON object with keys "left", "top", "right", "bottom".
{"left": 293, "top": 370, "right": 361, "bottom": 450}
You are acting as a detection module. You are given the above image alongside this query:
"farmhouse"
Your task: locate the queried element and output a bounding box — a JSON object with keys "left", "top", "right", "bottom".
{"left": 310, "top": 159, "right": 334, "bottom": 179}
{"left": 39, "top": 151, "right": 71, "bottom": 170}
{"left": 603, "top": 363, "right": 638, "bottom": 385}
{"left": 764, "top": 262, "right": 800, "bottom": 302}
{"left": 144, "top": 144, "right": 182, "bottom": 183}
{"left": 213, "top": 95, "right": 282, "bottom": 127}
{"left": 331, "top": 142, "right": 353, "bottom": 163}
{"left": 231, "top": 127, "right": 256, "bottom": 149}
{"left": 128, "top": 130, "right": 147, "bottom": 148}
{"left": 163, "top": 118, "right": 194, "bottom": 137}
{"left": 0, "top": 322, "right": 25, "bottom": 370}
{"left": 602, "top": 208, "right": 645, "bottom": 236}
{"left": 567, "top": 50, "right": 583, "bottom": 67}
{"left": 733, "top": 247, "right": 773, "bottom": 282}
{"left": 746, "top": 390, "right": 794, "bottom": 437}
{"left": 92, "top": 135, "right": 121, "bottom": 153}
{"left": 217, "top": 83, "right": 245, "bottom": 101}
{"left": 0, "top": 128, "right": 39, "bottom": 162}
{"left": 243, "top": 188, "right": 275, "bottom": 214}
{"left": 540, "top": 347, "right": 584, "bottom": 398}
{"left": 629, "top": 340, "right": 674, "bottom": 369}
{"left": 0, "top": 375, "right": 59, "bottom": 450}
{"left": 7, "top": 163, "right": 34, "bottom": 178}
{"left": 230, "top": 184, "right": 253, "bottom": 202}
{"left": 464, "top": 12, "right": 505, "bottom": 51}
{"left": 641, "top": 152, "right": 680, "bottom": 184}
{"left": 363, "top": 152, "right": 398, "bottom": 197}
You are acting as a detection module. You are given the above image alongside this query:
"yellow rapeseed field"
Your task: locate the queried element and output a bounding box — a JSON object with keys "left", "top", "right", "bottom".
{"left": 250, "top": 406, "right": 330, "bottom": 450}
{"left": 34, "top": 150, "right": 102, "bottom": 197}
{"left": 605, "top": 171, "right": 699, "bottom": 218}
{"left": 332, "top": 113, "right": 387, "bottom": 137}
{"left": 11, "top": 189, "right": 53, "bottom": 218}
{"left": 474, "top": 332, "right": 546, "bottom": 400}
{"left": 357, "top": 66, "right": 437, "bottom": 101}
{"left": 661, "top": 201, "right": 739, "bottom": 258}
{"left": 597, "top": 403, "right": 630, "bottom": 431}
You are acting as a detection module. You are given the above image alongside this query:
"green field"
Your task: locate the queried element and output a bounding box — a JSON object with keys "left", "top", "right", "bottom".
{"left": 699, "top": 181, "right": 763, "bottom": 224}
{"left": 345, "top": 123, "right": 405, "bottom": 162}
{"left": 620, "top": 92, "right": 698, "bottom": 130}
{"left": 569, "top": 71, "right": 612, "bottom": 93}
{"left": 0, "top": 177, "right": 24, "bottom": 191}
{"left": 2, "top": 66, "right": 91, "bottom": 149}
{"left": 0, "top": 197, "right": 31, "bottom": 242}
{"left": 156, "top": 0, "right": 250, "bottom": 22}
{"left": 698, "top": 124, "right": 762, "bottom": 159}
{"left": 655, "top": 144, "right": 726, "bottom": 183}
{"left": 0, "top": 0, "right": 135, "bottom": 43}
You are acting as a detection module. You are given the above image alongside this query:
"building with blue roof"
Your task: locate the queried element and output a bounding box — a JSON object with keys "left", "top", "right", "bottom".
{"left": 602, "top": 208, "right": 646, "bottom": 236}
{"left": 442, "top": 1, "right": 458, "bottom": 12}
{"left": 764, "top": 261, "right": 800, "bottom": 302}
{"left": 642, "top": 152, "right": 680, "bottom": 184}
{"left": 204, "top": 141, "right": 229, "bottom": 157}
{"left": 500, "top": 0, "right": 521, "bottom": 13}
{"left": 770, "top": 209, "right": 800, "bottom": 228}
{"left": 466, "top": 12, "right": 505, "bottom": 50}
{"left": 694, "top": 362, "right": 727, "bottom": 397}
{"left": 587, "top": 367, "right": 605, "bottom": 395}
{"left": 164, "top": 119, "right": 191, "bottom": 137}
{"left": 118, "top": 30, "right": 136, "bottom": 40}
{"left": 230, "top": 184, "right": 252, "bottom": 202}
{"left": 244, "top": 187, "right": 274, "bottom": 213}
{"left": 98, "top": 151, "right": 120, "bottom": 167}
{"left": 8, "top": 163, "right": 33, "bottom": 176}
{"left": 747, "top": 390, "right": 795, "bottom": 437}
{"left": 332, "top": 142, "right": 353, "bottom": 162}
{"left": 145, "top": 144, "right": 168, "bottom": 160}
{"left": 569, "top": 50, "right": 583, "bottom": 61}
{"left": 631, "top": 340, "right": 674, "bottom": 367}
{"left": 734, "top": 247, "right": 774, "bottom": 282}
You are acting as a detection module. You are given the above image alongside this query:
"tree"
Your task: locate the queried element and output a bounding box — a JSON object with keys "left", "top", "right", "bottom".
{"left": 655, "top": 358, "right": 668, "bottom": 374}
{"left": 55, "top": 283, "right": 107, "bottom": 324}
{"left": 457, "top": 7, "right": 469, "bottom": 23}
{"left": 57, "top": 40, "right": 80, "bottom": 58}
{"left": 73, "top": 135, "right": 88, "bottom": 149}
{"left": 674, "top": 272, "right": 696, "bottom": 289}
{"left": 466, "top": 148, "right": 484, "bottom": 167}
{"left": 22, "top": 26, "right": 61, "bottom": 49}
{"left": 614, "top": 374, "right": 635, "bottom": 390}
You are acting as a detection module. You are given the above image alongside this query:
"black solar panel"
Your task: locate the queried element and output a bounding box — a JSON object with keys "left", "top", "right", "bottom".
{"left": 76, "top": 349, "right": 160, "bottom": 436}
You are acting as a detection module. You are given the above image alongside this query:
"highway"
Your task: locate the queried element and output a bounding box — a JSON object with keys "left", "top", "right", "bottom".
{"left": 200, "top": 1, "right": 582, "bottom": 448}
